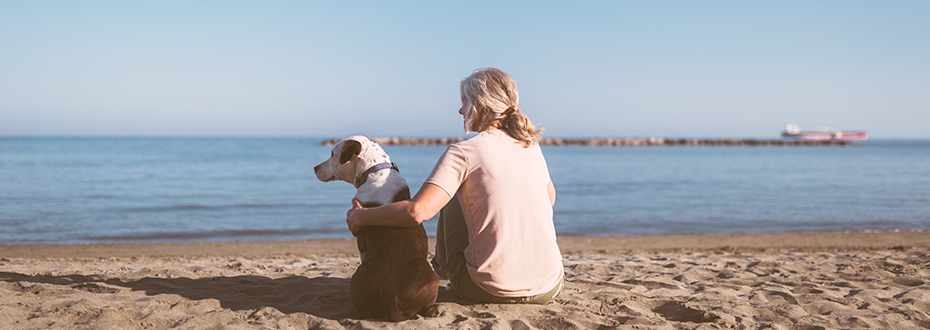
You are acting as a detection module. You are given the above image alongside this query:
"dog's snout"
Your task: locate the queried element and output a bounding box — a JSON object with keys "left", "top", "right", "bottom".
{"left": 313, "top": 164, "right": 321, "bottom": 173}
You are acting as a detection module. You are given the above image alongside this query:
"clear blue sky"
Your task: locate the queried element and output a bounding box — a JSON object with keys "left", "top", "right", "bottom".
{"left": 2, "top": 1, "right": 928, "bottom": 138}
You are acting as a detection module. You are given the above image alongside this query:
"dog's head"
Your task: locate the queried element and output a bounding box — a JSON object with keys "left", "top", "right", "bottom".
{"left": 314, "top": 135, "right": 391, "bottom": 186}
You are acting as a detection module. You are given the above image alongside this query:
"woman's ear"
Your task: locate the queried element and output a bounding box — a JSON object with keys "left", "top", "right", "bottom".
{"left": 340, "top": 140, "right": 362, "bottom": 164}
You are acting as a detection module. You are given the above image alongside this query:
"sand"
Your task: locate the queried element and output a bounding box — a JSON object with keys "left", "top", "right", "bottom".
{"left": 2, "top": 231, "right": 929, "bottom": 329}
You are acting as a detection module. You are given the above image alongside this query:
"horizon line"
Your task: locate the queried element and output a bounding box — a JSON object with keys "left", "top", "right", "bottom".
{"left": 1, "top": 134, "right": 927, "bottom": 140}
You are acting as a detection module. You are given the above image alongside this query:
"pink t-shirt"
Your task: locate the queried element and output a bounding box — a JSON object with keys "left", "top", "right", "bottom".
{"left": 425, "top": 129, "right": 563, "bottom": 297}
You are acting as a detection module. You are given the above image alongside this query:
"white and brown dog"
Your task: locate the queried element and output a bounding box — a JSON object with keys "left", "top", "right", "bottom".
{"left": 314, "top": 135, "right": 438, "bottom": 321}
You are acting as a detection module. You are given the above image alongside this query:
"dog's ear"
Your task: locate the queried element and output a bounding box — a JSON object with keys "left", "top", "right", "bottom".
{"left": 340, "top": 140, "right": 362, "bottom": 164}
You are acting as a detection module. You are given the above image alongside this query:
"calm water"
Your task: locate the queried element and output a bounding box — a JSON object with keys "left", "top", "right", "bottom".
{"left": 1, "top": 137, "right": 928, "bottom": 245}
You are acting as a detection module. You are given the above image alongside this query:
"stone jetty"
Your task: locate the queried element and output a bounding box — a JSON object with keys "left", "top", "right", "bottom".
{"left": 321, "top": 137, "right": 857, "bottom": 147}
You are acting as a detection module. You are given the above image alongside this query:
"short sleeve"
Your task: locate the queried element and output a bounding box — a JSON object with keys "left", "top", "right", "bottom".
{"left": 424, "top": 145, "right": 468, "bottom": 198}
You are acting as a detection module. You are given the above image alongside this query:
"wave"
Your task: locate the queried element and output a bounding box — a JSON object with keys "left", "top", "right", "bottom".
{"left": 82, "top": 228, "right": 339, "bottom": 242}
{"left": 122, "top": 203, "right": 311, "bottom": 213}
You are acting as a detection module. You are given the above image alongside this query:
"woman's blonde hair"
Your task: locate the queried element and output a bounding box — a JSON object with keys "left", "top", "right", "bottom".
{"left": 460, "top": 68, "right": 543, "bottom": 148}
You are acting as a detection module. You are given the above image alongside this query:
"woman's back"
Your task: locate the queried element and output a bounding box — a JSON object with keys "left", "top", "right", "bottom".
{"left": 426, "top": 129, "right": 562, "bottom": 297}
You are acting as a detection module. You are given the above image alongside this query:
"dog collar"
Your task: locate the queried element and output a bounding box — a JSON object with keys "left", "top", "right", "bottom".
{"left": 355, "top": 162, "right": 399, "bottom": 188}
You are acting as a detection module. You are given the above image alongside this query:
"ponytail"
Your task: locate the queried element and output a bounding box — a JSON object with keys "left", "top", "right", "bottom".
{"left": 499, "top": 105, "right": 542, "bottom": 148}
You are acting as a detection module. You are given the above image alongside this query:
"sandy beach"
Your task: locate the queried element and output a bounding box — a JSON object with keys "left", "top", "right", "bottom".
{"left": 2, "top": 231, "right": 930, "bottom": 329}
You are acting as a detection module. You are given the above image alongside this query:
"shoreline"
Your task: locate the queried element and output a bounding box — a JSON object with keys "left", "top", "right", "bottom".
{"left": 3, "top": 231, "right": 928, "bottom": 259}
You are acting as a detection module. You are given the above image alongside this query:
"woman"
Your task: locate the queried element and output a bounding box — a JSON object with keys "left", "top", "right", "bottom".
{"left": 346, "top": 68, "right": 563, "bottom": 304}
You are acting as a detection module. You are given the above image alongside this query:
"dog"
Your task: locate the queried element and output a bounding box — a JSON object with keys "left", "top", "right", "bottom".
{"left": 314, "top": 135, "right": 439, "bottom": 322}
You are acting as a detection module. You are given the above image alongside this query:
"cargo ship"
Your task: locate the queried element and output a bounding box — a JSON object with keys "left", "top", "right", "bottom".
{"left": 782, "top": 124, "right": 867, "bottom": 141}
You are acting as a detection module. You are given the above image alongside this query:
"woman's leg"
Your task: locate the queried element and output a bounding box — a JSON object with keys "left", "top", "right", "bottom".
{"left": 432, "top": 194, "right": 469, "bottom": 281}
{"left": 433, "top": 195, "right": 493, "bottom": 301}
{"left": 433, "top": 193, "right": 511, "bottom": 303}
{"left": 431, "top": 217, "right": 447, "bottom": 279}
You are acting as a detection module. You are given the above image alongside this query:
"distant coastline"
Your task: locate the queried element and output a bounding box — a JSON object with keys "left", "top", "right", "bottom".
{"left": 321, "top": 137, "right": 858, "bottom": 147}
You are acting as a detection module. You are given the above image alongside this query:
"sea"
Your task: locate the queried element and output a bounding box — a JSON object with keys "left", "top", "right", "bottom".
{"left": 1, "top": 137, "right": 928, "bottom": 245}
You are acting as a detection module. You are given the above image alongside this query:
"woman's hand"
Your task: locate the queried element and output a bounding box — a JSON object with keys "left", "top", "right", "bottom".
{"left": 346, "top": 198, "right": 365, "bottom": 236}
{"left": 344, "top": 183, "right": 452, "bottom": 235}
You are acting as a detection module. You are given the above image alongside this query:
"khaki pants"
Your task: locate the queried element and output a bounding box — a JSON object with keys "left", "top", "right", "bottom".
{"left": 432, "top": 195, "right": 563, "bottom": 304}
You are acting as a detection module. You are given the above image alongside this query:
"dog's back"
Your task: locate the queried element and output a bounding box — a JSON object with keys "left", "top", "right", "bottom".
{"left": 351, "top": 187, "right": 439, "bottom": 321}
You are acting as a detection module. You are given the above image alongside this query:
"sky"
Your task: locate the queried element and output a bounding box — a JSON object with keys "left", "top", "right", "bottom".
{"left": 1, "top": 1, "right": 928, "bottom": 138}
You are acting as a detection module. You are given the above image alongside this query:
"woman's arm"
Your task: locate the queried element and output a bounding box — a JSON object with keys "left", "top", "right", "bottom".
{"left": 346, "top": 183, "right": 452, "bottom": 235}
